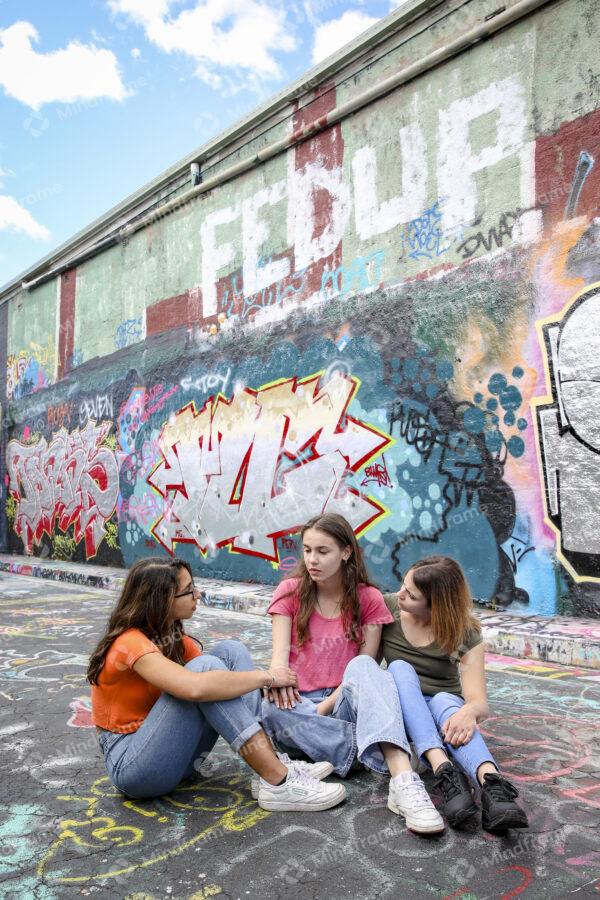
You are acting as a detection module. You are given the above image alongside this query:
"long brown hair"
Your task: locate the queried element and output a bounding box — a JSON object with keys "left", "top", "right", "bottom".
{"left": 87, "top": 557, "right": 195, "bottom": 685}
{"left": 408, "top": 555, "right": 480, "bottom": 655}
{"left": 284, "top": 513, "right": 376, "bottom": 647}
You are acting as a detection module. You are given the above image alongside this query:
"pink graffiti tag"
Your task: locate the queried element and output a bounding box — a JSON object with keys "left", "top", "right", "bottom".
{"left": 7, "top": 421, "right": 119, "bottom": 558}
{"left": 147, "top": 371, "right": 392, "bottom": 562}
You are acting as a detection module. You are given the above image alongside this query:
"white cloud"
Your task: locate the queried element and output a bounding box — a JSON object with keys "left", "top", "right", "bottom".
{"left": 312, "top": 10, "right": 379, "bottom": 64}
{"left": 0, "top": 168, "right": 50, "bottom": 241}
{"left": 131, "top": 46, "right": 141, "bottom": 58}
{"left": 0, "top": 195, "right": 50, "bottom": 240}
{"left": 0, "top": 21, "right": 128, "bottom": 109}
{"left": 107, "top": 0, "right": 296, "bottom": 87}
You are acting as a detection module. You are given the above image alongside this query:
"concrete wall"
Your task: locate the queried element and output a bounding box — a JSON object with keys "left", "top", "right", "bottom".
{"left": 4, "top": 0, "right": 600, "bottom": 617}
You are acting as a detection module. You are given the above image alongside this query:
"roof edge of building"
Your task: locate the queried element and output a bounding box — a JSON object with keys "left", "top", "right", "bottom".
{"left": 0, "top": 0, "right": 440, "bottom": 302}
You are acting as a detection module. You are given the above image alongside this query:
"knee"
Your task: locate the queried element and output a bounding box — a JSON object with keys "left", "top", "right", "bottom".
{"left": 387, "top": 659, "right": 419, "bottom": 684}
{"left": 344, "top": 655, "right": 378, "bottom": 678}
{"left": 427, "top": 692, "right": 462, "bottom": 724}
{"left": 185, "top": 654, "right": 227, "bottom": 673}
{"left": 211, "top": 639, "right": 251, "bottom": 660}
{"left": 261, "top": 696, "right": 282, "bottom": 718}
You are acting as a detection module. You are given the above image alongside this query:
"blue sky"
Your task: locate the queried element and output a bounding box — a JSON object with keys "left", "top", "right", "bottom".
{"left": 0, "top": 0, "right": 404, "bottom": 289}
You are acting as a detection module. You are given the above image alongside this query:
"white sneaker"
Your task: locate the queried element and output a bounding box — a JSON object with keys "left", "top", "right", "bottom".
{"left": 257, "top": 766, "right": 346, "bottom": 812}
{"left": 250, "top": 752, "right": 334, "bottom": 799}
{"left": 388, "top": 773, "right": 445, "bottom": 834}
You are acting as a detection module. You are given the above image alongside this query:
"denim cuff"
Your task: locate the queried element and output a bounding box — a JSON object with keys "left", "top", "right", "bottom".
{"left": 230, "top": 720, "right": 262, "bottom": 754}
{"left": 335, "top": 728, "right": 358, "bottom": 777}
{"left": 413, "top": 737, "right": 445, "bottom": 759}
{"left": 358, "top": 733, "right": 411, "bottom": 775}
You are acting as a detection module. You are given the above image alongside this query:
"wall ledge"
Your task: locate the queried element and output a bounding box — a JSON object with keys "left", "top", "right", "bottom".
{"left": 2, "top": 553, "right": 598, "bottom": 670}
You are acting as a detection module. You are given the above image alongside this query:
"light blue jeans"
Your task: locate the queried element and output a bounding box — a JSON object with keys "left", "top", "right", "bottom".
{"left": 261, "top": 655, "right": 410, "bottom": 776}
{"left": 97, "top": 640, "right": 263, "bottom": 798}
{"left": 388, "top": 659, "right": 496, "bottom": 783}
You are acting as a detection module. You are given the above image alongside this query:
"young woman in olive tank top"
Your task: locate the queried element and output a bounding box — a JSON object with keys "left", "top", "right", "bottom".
{"left": 382, "top": 555, "right": 529, "bottom": 834}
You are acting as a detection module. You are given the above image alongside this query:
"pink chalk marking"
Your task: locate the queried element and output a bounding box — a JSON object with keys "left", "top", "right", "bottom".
{"left": 481, "top": 714, "right": 592, "bottom": 781}
{"left": 561, "top": 782, "right": 600, "bottom": 809}
{"left": 565, "top": 852, "right": 600, "bottom": 867}
{"left": 67, "top": 696, "right": 93, "bottom": 728}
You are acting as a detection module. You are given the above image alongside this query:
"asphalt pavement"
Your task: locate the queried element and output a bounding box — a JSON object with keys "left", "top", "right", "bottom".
{"left": 1, "top": 571, "right": 599, "bottom": 900}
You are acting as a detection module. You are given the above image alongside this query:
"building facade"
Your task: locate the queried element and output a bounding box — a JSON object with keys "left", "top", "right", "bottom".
{"left": 2, "top": 0, "right": 600, "bottom": 617}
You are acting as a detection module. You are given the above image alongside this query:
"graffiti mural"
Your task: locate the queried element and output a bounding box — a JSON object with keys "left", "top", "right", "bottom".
{"left": 381, "top": 351, "right": 530, "bottom": 608}
{"left": 6, "top": 421, "right": 119, "bottom": 558}
{"left": 147, "top": 371, "right": 391, "bottom": 562}
{"left": 6, "top": 339, "right": 54, "bottom": 401}
{"left": 534, "top": 284, "right": 600, "bottom": 582}
{"left": 3, "top": 299, "right": 597, "bottom": 612}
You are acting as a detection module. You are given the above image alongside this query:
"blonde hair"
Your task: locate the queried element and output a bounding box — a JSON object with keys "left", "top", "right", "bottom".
{"left": 408, "top": 555, "right": 480, "bottom": 655}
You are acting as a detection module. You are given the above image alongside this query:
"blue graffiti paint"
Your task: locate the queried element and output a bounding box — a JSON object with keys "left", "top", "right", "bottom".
{"left": 507, "top": 436, "right": 525, "bottom": 458}
{"left": 115, "top": 318, "right": 143, "bottom": 350}
{"left": 488, "top": 373, "right": 507, "bottom": 395}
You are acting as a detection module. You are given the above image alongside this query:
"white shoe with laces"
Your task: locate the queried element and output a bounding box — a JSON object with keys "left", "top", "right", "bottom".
{"left": 257, "top": 766, "right": 346, "bottom": 812}
{"left": 251, "top": 752, "right": 334, "bottom": 799}
{"left": 388, "top": 772, "right": 445, "bottom": 834}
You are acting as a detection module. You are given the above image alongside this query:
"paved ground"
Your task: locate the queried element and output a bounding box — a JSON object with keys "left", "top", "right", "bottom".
{"left": 1, "top": 573, "right": 599, "bottom": 900}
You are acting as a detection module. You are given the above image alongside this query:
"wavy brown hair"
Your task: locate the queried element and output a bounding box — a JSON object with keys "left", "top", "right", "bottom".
{"left": 408, "top": 555, "right": 480, "bottom": 655}
{"left": 283, "top": 513, "right": 377, "bottom": 648}
{"left": 87, "top": 557, "right": 197, "bottom": 685}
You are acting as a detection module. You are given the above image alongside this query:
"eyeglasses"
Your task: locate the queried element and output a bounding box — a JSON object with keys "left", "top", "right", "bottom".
{"left": 174, "top": 583, "right": 197, "bottom": 599}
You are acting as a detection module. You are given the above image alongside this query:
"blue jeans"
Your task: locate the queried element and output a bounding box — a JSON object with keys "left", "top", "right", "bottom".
{"left": 97, "top": 640, "right": 263, "bottom": 798}
{"left": 387, "top": 659, "right": 496, "bottom": 784}
{"left": 261, "top": 655, "right": 410, "bottom": 777}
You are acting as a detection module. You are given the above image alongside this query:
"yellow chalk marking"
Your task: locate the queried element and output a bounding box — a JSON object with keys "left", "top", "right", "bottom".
{"left": 123, "top": 800, "right": 161, "bottom": 819}
{"left": 39, "top": 776, "right": 269, "bottom": 884}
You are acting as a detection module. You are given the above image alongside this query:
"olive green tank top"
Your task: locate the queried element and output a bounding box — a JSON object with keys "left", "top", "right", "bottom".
{"left": 381, "top": 593, "right": 482, "bottom": 698}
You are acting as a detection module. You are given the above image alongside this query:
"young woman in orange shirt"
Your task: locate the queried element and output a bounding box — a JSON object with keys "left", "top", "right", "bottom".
{"left": 88, "top": 556, "right": 345, "bottom": 812}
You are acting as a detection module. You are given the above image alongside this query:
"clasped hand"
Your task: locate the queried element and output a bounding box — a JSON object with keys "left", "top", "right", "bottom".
{"left": 262, "top": 666, "right": 300, "bottom": 709}
{"left": 441, "top": 706, "right": 477, "bottom": 747}
{"left": 263, "top": 665, "right": 301, "bottom": 709}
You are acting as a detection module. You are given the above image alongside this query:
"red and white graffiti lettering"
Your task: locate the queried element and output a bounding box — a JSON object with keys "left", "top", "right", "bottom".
{"left": 148, "top": 371, "right": 392, "bottom": 562}
{"left": 7, "top": 421, "right": 119, "bottom": 558}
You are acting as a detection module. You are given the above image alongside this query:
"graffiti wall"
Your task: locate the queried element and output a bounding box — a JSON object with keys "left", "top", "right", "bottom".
{"left": 3, "top": 0, "right": 600, "bottom": 617}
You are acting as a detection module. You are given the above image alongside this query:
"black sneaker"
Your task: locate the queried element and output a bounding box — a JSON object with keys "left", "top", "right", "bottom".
{"left": 481, "top": 773, "right": 529, "bottom": 833}
{"left": 433, "top": 762, "right": 478, "bottom": 826}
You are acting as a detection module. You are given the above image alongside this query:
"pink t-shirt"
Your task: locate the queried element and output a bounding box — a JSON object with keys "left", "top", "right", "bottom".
{"left": 268, "top": 578, "right": 394, "bottom": 691}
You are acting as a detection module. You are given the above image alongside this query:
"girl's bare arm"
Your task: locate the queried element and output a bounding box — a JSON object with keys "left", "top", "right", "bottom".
{"left": 133, "top": 652, "right": 296, "bottom": 702}
{"left": 442, "top": 643, "right": 489, "bottom": 747}
{"left": 459, "top": 643, "right": 490, "bottom": 720}
{"left": 267, "top": 615, "right": 300, "bottom": 709}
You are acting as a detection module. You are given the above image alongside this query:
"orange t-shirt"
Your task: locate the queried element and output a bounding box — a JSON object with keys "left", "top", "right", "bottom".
{"left": 91, "top": 627, "right": 202, "bottom": 733}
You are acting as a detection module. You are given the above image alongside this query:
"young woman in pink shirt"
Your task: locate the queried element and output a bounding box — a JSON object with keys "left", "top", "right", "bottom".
{"left": 261, "top": 513, "right": 445, "bottom": 834}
